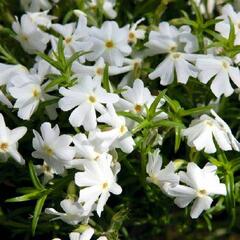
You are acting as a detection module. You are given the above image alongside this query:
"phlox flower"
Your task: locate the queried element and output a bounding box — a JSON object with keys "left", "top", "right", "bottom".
{"left": 89, "top": 0, "right": 117, "bottom": 19}
{"left": 32, "top": 122, "right": 75, "bottom": 174}
{"left": 12, "top": 14, "right": 50, "bottom": 54}
{"left": 146, "top": 149, "right": 179, "bottom": 193}
{"left": 0, "top": 113, "right": 27, "bottom": 164}
{"left": 35, "top": 161, "right": 55, "bottom": 184}
{"left": 73, "top": 131, "right": 109, "bottom": 163}
{"left": 116, "top": 79, "right": 154, "bottom": 115}
{"left": 58, "top": 75, "right": 119, "bottom": 131}
{"left": 45, "top": 199, "right": 89, "bottom": 225}
{"left": 168, "top": 162, "right": 226, "bottom": 218}
{"left": 127, "top": 18, "right": 146, "bottom": 44}
{"left": 72, "top": 57, "right": 135, "bottom": 82}
{"left": 75, "top": 153, "right": 122, "bottom": 216}
{"left": 182, "top": 110, "right": 240, "bottom": 153}
{"left": 196, "top": 56, "right": 240, "bottom": 97}
{"left": 8, "top": 71, "right": 55, "bottom": 120}
{"left": 21, "top": 0, "right": 59, "bottom": 12}
{"left": 215, "top": 4, "right": 240, "bottom": 63}
{"left": 97, "top": 104, "right": 135, "bottom": 153}
{"left": 87, "top": 21, "right": 132, "bottom": 66}
{"left": 145, "top": 22, "right": 199, "bottom": 85}
{"left": 0, "top": 63, "right": 28, "bottom": 108}
{"left": 69, "top": 228, "right": 107, "bottom": 240}
{"left": 51, "top": 14, "right": 92, "bottom": 60}
{"left": 194, "top": 0, "right": 215, "bottom": 16}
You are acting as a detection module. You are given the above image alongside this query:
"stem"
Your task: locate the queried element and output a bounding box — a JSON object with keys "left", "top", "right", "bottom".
{"left": 217, "top": 148, "right": 236, "bottom": 228}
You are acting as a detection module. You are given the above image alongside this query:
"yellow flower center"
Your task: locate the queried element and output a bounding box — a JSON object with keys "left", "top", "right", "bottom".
{"left": 119, "top": 125, "right": 127, "bottom": 135}
{"left": 222, "top": 61, "right": 229, "bottom": 69}
{"left": 43, "top": 145, "right": 54, "bottom": 156}
{"left": 172, "top": 53, "right": 181, "bottom": 59}
{"left": 65, "top": 37, "right": 73, "bottom": 44}
{"left": 96, "top": 68, "right": 104, "bottom": 75}
{"left": 32, "top": 89, "right": 40, "bottom": 98}
{"left": 102, "top": 182, "right": 108, "bottom": 189}
{"left": 170, "top": 45, "right": 177, "bottom": 52}
{"left": 0, "top": 142, "right": 8, "bottom": 152}
{"left": 105, "top": 40, "right": 114, "bottom": 48}
{"left": 197, "top": 189, "right": 207, "bottom": 198}
{"left": 21, "top": 35, "right": 28, "bottom": 42}
{"left": 134, "top": 104, "right": 142, "bottom": 113}
{"left": 88, "top": 95, "right": 96, "bottom": 104}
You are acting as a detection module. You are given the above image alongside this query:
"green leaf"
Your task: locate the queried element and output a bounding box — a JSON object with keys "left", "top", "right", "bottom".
{"left": 230, "top": 158, "right": 240, "bottom": 172}
{"left": 57, "top": 37, "right": 67, "bottom": 66}
{"left": 37, "top": 51, "right": 62, "bottom": 71}
{"left": 5, "top": 190, "right": 45, "bottom": 202}
{"left": 203, "top": 18, "right": 222, "bottom": 29}
{"left": 151, "top": 119, "right": 184, "bottom": 129}
{"left": 44, "top": 75, "right": 65, "bottom": 91}
{"left": 148, "top": 89, "right": 167, "bottom": 119}
{"left": 32, "top": 194, "right": 48, "bottom": 236}
{"left": 28, "top": 161, "right": 44, "bottom": 190}
{"left": 163, "top": 95, "right": 182, "bottom": 113}
{"left": 205, "top": 29, "right": 226, "bottom": 42}
{"left": 179, "top": 105, "right": 212, "bottom": 117}
{"left": 174, "top": 126, "right": 181, "bottom": 153}
{"left": 106, "top": 206, "right": 128, "bottom": 240}
{"left": 117, "top": 111, "right": 143, "bottom": 123}
{"left": 67, "top": 51, "right": 91, "bottom": 66}
{"left": 190, "top": 0, "right": 203, "bottom": 24}
{"left": 228, "top": 17, "right": 236, "bottom": 48}
{"left": 103, "top": 64, "right": 110, "bottom": 92}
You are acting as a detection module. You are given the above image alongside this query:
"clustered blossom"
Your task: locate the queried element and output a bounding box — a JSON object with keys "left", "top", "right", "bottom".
{"left": 182, "top": 110, "right": 240, "bottom": 153}
{"left": 2, "top": 0, "right": 240, "bottom": 238}
{"left": 146, "top": 151, "right": 226, "bottom": 219}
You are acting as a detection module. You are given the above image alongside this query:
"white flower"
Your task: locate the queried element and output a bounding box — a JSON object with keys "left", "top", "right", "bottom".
{"left": 21, "top": 0, "right": 59, "bottom": 12}
{"left": 89, "top": 0, "right": 117, "bottom": 19}
{"left": 182, "top": 110, "right": 240, "bottom": 153}
{"left": 45, "top": 199, "right": 88, "bottom": 225}
{"left": 215, "top": 4, "right": 240, "bottom": 43}
{"left": 12, "top": 14, "right": 50, "bottom": 54}
{"left": 0, "top": 63, "right": 28, "bottom": 108}
{"left": 72, "top": 57, "right": 133, "bottom": 82}
{"left": 58, "top": 75, "right": 119, "bottom": 130}
{"left": 73, "top": 131, "right": 109, "bottom": 163}
{"left": 69, "top": 228, "right": 107, "bottom": 240}
{"left": 116, "top": 79, "right": 154, "bottom": 115}
{"left": 0, "top": 113, "right": 27, "bottom": 164}
{"left": 117, "top": 57, "right": 143, "bottom": 88}
{"left": 75, "top": 153, "right": 122, "bottom": 216}
{"left": 127, "top": 18, "right": 146, "bottom": 44}
{"left": 168, "top": 162, "right": 226, "bottom": 219}
{"left": 35, "top": 161, "right": 55, "bottom": 184}
{"left": 215, "top": 4, "right": 240, "bottom": 63}
{"left": 145, "top": 22, "right": 199, "bottom": 85}
{"left": 32, "top": 122, "right": 75, "bottom": 174}
{"left": 8, "top": 72, "right": 54, "bottom": 120}
{"left": 196, "top": 56, "right": 240, "bottom": 97}
{"left": 69, "top": 228, "right": 94, "bottom": 240}
{"left": 146, "top": 149, "right": 179, "bottom": 193}
{"left": 97, "top": 104, "right": 135, "bottom": 153}
{"left": 51, "top": 14, "right": 91, "bottom": 60}
{"left": 194, "top": 0, "right": 215, "bottom": 16}
{"left": 210, "top": 109, "right": 240, "bottom": 151}
{"left": 26, "top": 11, "right": 55, "bottom": 29}
{"left": 87, "top": 21, "right": 131, "bottom": 66}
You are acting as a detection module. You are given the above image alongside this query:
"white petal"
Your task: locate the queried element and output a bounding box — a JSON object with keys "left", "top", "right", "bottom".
{"left": 190, "top": 196, "right": 213, "bottom": 219}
